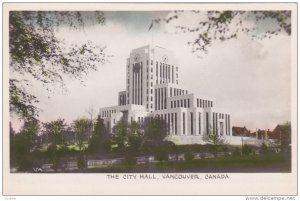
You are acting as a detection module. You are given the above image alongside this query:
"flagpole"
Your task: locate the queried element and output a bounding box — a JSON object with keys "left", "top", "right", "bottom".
{"left": 152, "top": 30, "right": 154, "bottom": 47}
{"left": 148, "top": 20, "right": 154, "bottom": 47}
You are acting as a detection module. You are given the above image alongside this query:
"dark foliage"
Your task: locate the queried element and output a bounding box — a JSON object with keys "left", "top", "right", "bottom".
{"left": 10, "top": 119, "right": 40, "bottom": 168}
{"left": 150, "top": 11, "right": 291, "bottom": 57}
{"left": 9, "top": 11, "right": 108, "bottom": 120}
{"left": 88, "top": 116, "right": 110, "bottom": 153}
{"left": 43, "top": 118, "right": 67, "bottom": 146}
{"left": 143, "top": 117, "right": 168, "bottom": 145}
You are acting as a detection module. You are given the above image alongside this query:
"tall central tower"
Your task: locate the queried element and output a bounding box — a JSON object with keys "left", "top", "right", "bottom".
{"left": 126, "top": 45, "right": 179, "bottom": 112}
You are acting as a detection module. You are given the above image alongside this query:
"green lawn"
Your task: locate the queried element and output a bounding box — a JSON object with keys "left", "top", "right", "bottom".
{"left": 75, "top": 153, "right": 291, "bottom": 173}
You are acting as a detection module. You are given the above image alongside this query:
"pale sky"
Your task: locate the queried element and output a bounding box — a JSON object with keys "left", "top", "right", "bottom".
{"left": 11, "top": 11, "right": 291, "bottom": 132}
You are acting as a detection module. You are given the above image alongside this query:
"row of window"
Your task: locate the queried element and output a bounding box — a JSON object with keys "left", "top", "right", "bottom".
{"left": 101, "top": 109, "right": 117, "bottom": 118}
{"left": 155, "top": 87, "right": 167, "bottom": 110}
{"left": 119, "top": 94, "right": 126, "bottom": 106}
{"left": 212, "top": 112, "right": 230, "bottom": 136}
{"left": 196, "top": 99, "right": 213, "bottom": 108}
{"left": 152, "top": 113, "right": 178, "bottom": 135}
{"left": 182, "top": 112, "right": 202, "bottom": 135}
{"left": 170, "top": 99, "right": 191, "bottom": 109}
{"left": 132, "top": 62, "right": 143, "bottom": 105}
{"left": 156, "top": 62, "right": 177, "bottom": 84}
{"left": 170, "top": 87, "right": 187, "bottom": 97}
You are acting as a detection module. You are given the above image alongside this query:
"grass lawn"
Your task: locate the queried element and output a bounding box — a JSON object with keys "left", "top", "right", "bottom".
{"left": 76, "top": 153, "right": 291, "bottom": 173}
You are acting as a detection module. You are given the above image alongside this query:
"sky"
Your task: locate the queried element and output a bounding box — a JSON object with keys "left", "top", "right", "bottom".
{"left": 11, "top": 11, "right": 291, "bottom": 132}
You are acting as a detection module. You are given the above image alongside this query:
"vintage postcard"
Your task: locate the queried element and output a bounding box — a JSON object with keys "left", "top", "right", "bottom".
{"left": 2, "top": 2, "right": 297, "bottom": 196}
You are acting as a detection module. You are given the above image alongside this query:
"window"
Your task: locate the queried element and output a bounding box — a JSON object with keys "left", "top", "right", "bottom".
{"left": 151, "top": 89, "right": 153, "bottom": 94}
{"left": 188, "top": 99, "right": 190, "bottom": 108}
{"left": 220, "top": 122, "right": 224, "bottom": 135}
{"left": 198, "top": 112, "right": 201, "bottom": 134}
{"left": 155, "top": 89, "right": 157, "bottom": 110}
{"left": 171, "top": 113, "right": 174, "bottom": 134}
{"left": 170, "top": 87, "right": 172, "bottom": 97}
{"left": 213, "top": 113, "right": 215, "bottom": 133}
{"left": 151, "top": 82, "right": 153, "bottom": 87}
{"left": 151, "top": 60, "right": 153, "bottom": 65}
{"left": 183, "top": 112, "right": 185, "bottom": 134}
{"left": 175, "top": 113, "right": 177, "bottom": 135}
{"left": 171, "top": 101, "right": 173, "bottom": 108}
{"left": 147, "top": 60, "right": 149, "bottom": 65}
{"left": 151, "top": 96, "right": 153, "bottom": 101}
{"left": 158, "top": 88, "right": 160, "bottom": 110}
{"left": 181, "top": 100, "right": 183, "bottom": 107}
{"left": 172, "top": 66, "right": 174, "bottom": 83}
{"left": 206, "top": 112, "right": 209, "bottom": 135}
{"left": 184, "top": 99, "right": 186, "bottom": 108}
{"left": 191, "top": 112, "right": 193, "bottom": 135}
{"left": 168, "top": 113, "right": 170, "bottom": 135}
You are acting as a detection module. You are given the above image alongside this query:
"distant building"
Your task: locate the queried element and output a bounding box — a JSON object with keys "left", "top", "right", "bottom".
{"left": 269, "top": 124, "right": 291, "bottom": 141}
{"left": 232, "top": 126, "right": 251, "bottom": 137}
{"left": 98, "top": 45, "right": 232, "bottom": 144}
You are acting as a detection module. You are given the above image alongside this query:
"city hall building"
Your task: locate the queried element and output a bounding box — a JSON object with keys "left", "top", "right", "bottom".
{"left": 99, "top": 45, "right": 231, "bottom": 144}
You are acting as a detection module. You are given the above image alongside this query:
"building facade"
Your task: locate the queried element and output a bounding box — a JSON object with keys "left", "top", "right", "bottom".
{"left": 99, "top": 45, "right": 231, "bottom": 144}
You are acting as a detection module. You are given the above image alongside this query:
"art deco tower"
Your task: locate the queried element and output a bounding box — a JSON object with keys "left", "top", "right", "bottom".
{"left": 125, "top": 45, "right": 179, "bottom": 112}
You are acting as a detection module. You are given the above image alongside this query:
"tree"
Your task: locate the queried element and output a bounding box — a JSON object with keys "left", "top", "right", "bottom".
{"left": 143, "top": 117, "right": 168, "bottom": 145}
{"left": 9, "top": 11, "right": 108, "bottom": 120}
{"left": 112, "top": 120, "right": 129, "bottom": 152}
{"left": 73, "top": 118, "right": 91, "bottom": 152}
{"left": 88, "top": 116, "right": 110, "bottom": 154}
{"left": 203, "top": 131, "right": 226, "bottom": 146}
{"left": 43, "top": 118, "right": 67, "bottom": 147}
{"left": 126, "top": 121, "right": 144, "bottom": 155}
{"left": 202, "top": 131, "right": 226, "bottom": 157}
{"left": 279, "top": 122, "right": 291, "bottom": 153}
{"left": 10, "top": 119, "right": 40, "bottom": 171}
{"left": 150, "top": 11, "right": 291, "bottom": 57}
{"left": 86, "top": 105, "right": 96, "bottom": 139}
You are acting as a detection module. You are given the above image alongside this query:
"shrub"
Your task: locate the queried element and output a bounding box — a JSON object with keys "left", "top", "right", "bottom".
{"left": 184, "top": 152, "right": 195, "bottom": 160}
{"left": 77, "top": 154, "right": 86, "bottom": 169}
{"left": 243, "top": 144, "right": 253, "bottom": 156}
{"left": 232, "top": 147, "right": 241, "bottom": 156}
